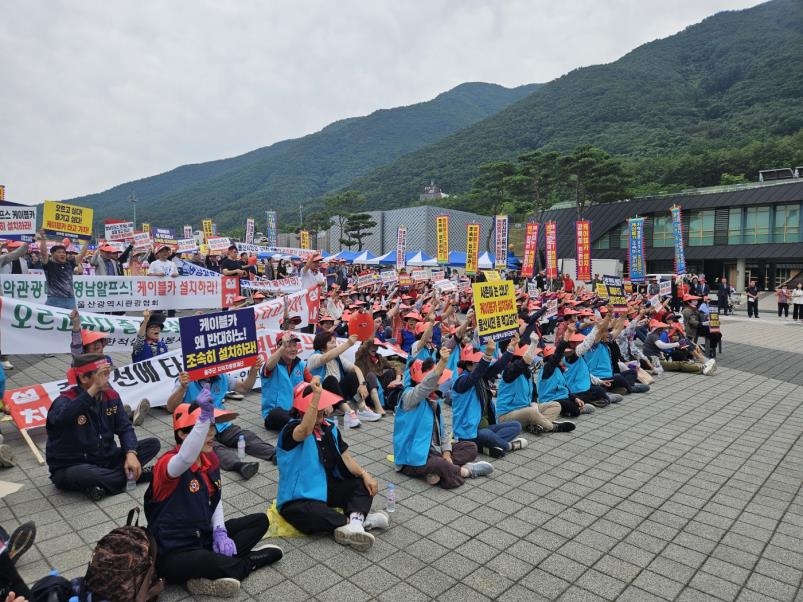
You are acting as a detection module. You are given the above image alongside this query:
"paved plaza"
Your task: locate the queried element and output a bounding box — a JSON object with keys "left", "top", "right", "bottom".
{"left": 1, "top": 296, "right": 802, "bottom": 601}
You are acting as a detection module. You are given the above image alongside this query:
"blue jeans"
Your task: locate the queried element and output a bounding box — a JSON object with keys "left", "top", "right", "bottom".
{"left": 46, "top": 296, "right": 76, "bottom": 310}
{"left": 472, "top": 422, "right": 522, "bottom": 456}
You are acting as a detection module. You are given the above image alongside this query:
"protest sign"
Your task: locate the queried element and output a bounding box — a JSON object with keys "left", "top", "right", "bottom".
{"left": 494, "top": 215, "right": 508, "bottom": 270}
{"left": 104, "top": 221, "right": 134, "bottom": 241}
{"left": 482, "top": 270, "right": 501, "bottom": 282}
{"left": 132, "top": 232, "right": 151, "bottom": 249}
{"left": 603, "top": 274, "right": 628, "bottom": 311}
{"left": 433, "top": 279, "right": 456, "bottom": 294}
{"left": 659, "top": 280, "right": 672, "bottom": 297}
{"left": 241, "top": 276, "right": 303, "bottom": 294}
{"left": 465, "top": 223, "right": 480, "bottom": 276}
{"left": 545, "top": 221, "right": 558, "bottom": 279}
{"left": 0, "top": 201, "right": 37, "bottom": 236}
{"left": 471, "top": 280, "right": 518, "bottom": 343}
{"left": 266, "top": 211, "right": 278, "bottom": 246}
{"left": 299, "top": 230, "right": 310, "bottom": 250}
{"left": 180, "top": 308, "right": 258, "bottom": 379}
{"left": 527, "top": 282, "right": 539, "bottom": 297}
{"left": 708, "top": 311, "right": 720, "bottom": 333}
{"left": 430, "top": 269, "right": 445, "bottom": 282}
{"left": 357, "top": 273, "right": 377, "bottom": 288}
{"left": 175, "top": 258, "right": 219, "bottom": 278}
{"left": 175, "top": 238, "right": 198, "bottom": 253}
{"left": 207, "top": 237, "right": 231, "bottom": 253}
{"left": 411, "top": 269, "right": 429, "bottom": 282}
{"left": 396, "top": 226, "right": 407, "bottom": 272}
{"left": 183, "top": 225, "right": 193, "bottom": 239}
{"left": 545, "top": 298, "right": 558, "bottom": 319}
{"left": 521, "top": 222, "right": 538, "bottom": 278}
{"left": 42, "top": 201, "right": 93, "bottom": 241}
{"left": 436, "top": 216, "right": 449, "bottom": 265}
{"left": 152, "top": 227, "right": 176, "bottom": 247}
{"left": 245, "top": 217, "right": 255, "bottom": 244}
{"left": 380, "top": 270, "right": 398, "bottom": 284}
{"left": 576, "top": 220, "right": 591, "bottom": 281}
{"left": 202, "top": 219, "right": 213, "bottom": 242}
{"left": 628, "top": 217, "right": 646, "bottom": 282}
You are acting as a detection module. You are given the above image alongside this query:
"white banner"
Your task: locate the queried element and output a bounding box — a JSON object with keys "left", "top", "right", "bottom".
{"left": 175, "top": 238, "right": 198, "bottom": 253}
{"left": 132, "top": 232, "right": 151, "bottom": 249}
{"left": 183, "top": 225, "right": 193, "bottom": 239}
{"left": 0, "top": 288, "right": 319, "bottom": 355}
{"left": 0, "top": 202, "right": 37, "bottom": 237}
{"left": 411, "top": 269, "right": 429, "bottom": 282}
{"left": 240, "top": 276, "right": 303, "bottom": 293}
{"left": 380, "top": 270, "right": 398, "bottom": 284}
{"left": 545, "top": 298, "right": 558, "bottom": 319}
{"left": 433, "top": 279, "right": 456, "bottom": 293}
{"left": 245, "top": 218, "right": 255, "bottom": 244}
{"left": 175, "top": 258, "right": 219, "bottom": 278}
{"left": 104, "top": 222, "right": 134, "bottom": 241}
{"left": 207, "top": 237, "right": 231, "bottom": 253}
{"left": 1, "top": 274, "right": 241, "bottom": 311}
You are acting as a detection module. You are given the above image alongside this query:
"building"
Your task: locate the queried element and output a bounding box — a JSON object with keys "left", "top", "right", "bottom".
{"left": 325, "top": 205, "right": 493, "bottom": 257}
{"left": 419, "top": 180, "right": 449, "bottom": 202}
{"left": 540, "top": 178, "right": 803, "bottom": 292}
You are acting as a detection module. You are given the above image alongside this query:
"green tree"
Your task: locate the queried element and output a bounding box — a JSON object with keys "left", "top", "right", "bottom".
{"left": 558, "top": 145, "right": 632, "bottom": 220}
{"left": 467, "top": 161, "right": 519, "bottom": 249}
{"left": 325, "top": 191, "right": 365, "bottom": 240}
{"left": 340, "top": 213, "right": 377, "bottom": 251}
{"left": 507, "top": 150, "right": 563, "bottom": 220}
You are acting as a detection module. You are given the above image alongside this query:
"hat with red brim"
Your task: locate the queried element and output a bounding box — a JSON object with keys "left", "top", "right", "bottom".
{"left": 292, "top": 382, "right": 342, "bottom": 413}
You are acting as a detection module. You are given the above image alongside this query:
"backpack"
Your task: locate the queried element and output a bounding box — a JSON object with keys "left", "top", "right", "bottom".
{"left": 84, "top": 508, "right": 164, "bottom": 602}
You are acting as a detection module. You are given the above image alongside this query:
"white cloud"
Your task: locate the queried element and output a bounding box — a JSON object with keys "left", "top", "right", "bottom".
{"left": 0, "top": 0, "right": 765, "bottom": 205}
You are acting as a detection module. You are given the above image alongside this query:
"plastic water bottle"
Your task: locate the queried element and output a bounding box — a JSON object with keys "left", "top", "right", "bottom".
{"left": 126, "top": 470, "right": 136, "bottom": 492}
{"left": 386, "top": 483, "right": 396, "bottom": 513}
{"left": 237, "top": 434, "right": 246, "bottom": 461}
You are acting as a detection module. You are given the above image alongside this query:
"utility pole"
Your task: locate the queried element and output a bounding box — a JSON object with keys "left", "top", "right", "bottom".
{"left": 299, "top": 204, "right": 303, "bottom": 226}
{"left": 128, "top": 192, "right": 137, "bottom": 228}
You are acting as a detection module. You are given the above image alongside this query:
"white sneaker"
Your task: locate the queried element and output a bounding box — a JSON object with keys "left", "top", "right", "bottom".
{"left": 356, "top": 408, "right": 381, "bottom": 422}
{"left": 509, "top": 437, "right": 528, "bottom": 451}
{"left": 702, "top": 359, "right": 717, "bottom": 376}
{"left": 334, "top": 524, "right": 375, "bottom": 551}
{"left": 0, "top": 360, "right": 12, "bottom": 370}
{"left": 186, "top": 577, "right": 241, "bottom": 598}
{"left": 364, "top": 511, "right": 390, "bottom": 531}
{"left": 464, "top": 461, "right": 494, "bottom": 478}
{"left": 344, "top": 411, "right": 361, "bottom": 429}
{"left": 132, "top": 398, "right": 150, "bottom": 426}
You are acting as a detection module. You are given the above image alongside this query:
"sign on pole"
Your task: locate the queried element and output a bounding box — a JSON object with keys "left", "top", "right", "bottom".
{"left": 471, "top": 280, "right": 518, "bottom": 343}
{"left": 436, "top": 215, "right": 449, "bottom": 265}
{"left": 465, "top": 223, "right": 480, "bottom": 276}
{"left": 180, "top": 308, "right": 259, "bottom": 380}
{"left": 494, "top": 215, "right": 508, "bottom": 270}
{"left": 42, "top": 201, "right": 93, "bottom": 241}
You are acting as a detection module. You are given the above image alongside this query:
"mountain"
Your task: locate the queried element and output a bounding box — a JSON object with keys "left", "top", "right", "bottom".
{"left": 69, "top": 82, "right": 540, "bottom": 230}
{"left": 342, "top": 0, "right": 803, "bottom": 208}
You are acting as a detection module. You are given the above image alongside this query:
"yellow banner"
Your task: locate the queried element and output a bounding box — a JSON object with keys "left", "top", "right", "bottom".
{"left": 201, "top": 219, "right": 213, "bottom": 242}
{"left": 142, "top": 222, "right": 151, "bottom": 235}
{"left": 42, "top": 200, "right": 93, "bottom": 241}
{"left": 472, "top": 280, "right": 518, "bottom": 343}
{"left": 436, "top": 215, "right": 449, "bottom": 265}
{"left": 299, "top": 230, "right": 310, "bottom": 250}
{"left": 466, "top": 223, "right": 480, "bottom": 276}
{"left": 482, "top": 270, "right": 501, "bottom": 281}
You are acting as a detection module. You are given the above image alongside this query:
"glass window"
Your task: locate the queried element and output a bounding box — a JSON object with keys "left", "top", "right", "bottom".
{"left": 774, "top": 204, "right": 800, "bottom": 243}
{"left": 652, "top": 215, "right": 673, "bottom": 248}
{"left": 744, "top": 206, "right": 770, "bottom": 244}
{"left": 593, "top": 231, "right": 610, "bottom": 249}
{"left": 688, "top": 210, "right": 715, "bottom": 246}
{"left": 728, "top": 209, "right": 742, "bottom": 244}
{"left": 619, "top": 222, "right": 630, "bottom": 249}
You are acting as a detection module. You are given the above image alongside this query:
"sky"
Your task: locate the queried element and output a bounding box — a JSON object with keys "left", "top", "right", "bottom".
{"left": 0, "top": 0, "right": 766, "bottom": 206}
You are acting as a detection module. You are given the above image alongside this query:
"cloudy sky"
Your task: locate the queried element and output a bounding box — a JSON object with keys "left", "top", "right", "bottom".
{"left": 1, "top": 0, "right": 765, "bottom": 205}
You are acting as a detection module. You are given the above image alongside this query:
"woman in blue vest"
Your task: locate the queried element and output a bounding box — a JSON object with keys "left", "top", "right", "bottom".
{"left": 536, "top": 340, "right": 589, "bottom": 417}
{"left": 276, "top": 378, "right": 389, "bottom": 552}
{"left": 131, "top": 309, "right": 169, "bottom": 363}
{"left": 562, "top": 322, "right": 623, "bottom": 407}
{"left": 260, "top": 331, "right": 306, "bottom": 431}
{"left": 145, "top": 390, "right": 282, "bottom": 598}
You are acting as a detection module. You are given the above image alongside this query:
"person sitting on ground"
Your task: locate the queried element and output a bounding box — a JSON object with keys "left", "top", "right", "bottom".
{"left": 642, "top": 320, "right": 716, "bottom": 375}
{"left": 276, "top": 378, "right": 390, "bottom": 552}
{"left": 166, "top": 360, "right": 272, "bottom": 481}
{"left": 537, "top": 339, "right": 590, "bottom": 418}
{"left": 145, "top": 391, "right": 282, "bottom": 598}
{"left": 394, "top": 349, "right": 493, "bottom": 488}
{"left": 563, "top": 322, "right": 624, "bottom": 408}
{"left": 261, "top": 332, "right": 306, "bottom": 432}
{"left": 132, "top": 309, "right": 169, "bottom": 363}
{"left": 354, "top": 338, "right": 403, "bottom": 416}
{"left": 496, "top": 332, "right": 576, "bottom": 435}
{"left": 46, "top": 354, "right": 161, "bottom": 501}
{"left": 451, "top": 339, "right": 527, "bottom": 458}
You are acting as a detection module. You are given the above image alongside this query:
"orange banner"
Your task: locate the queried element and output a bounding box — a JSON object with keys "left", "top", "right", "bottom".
{"left": 521, "top": 222, "right": 538, "bottom": 278}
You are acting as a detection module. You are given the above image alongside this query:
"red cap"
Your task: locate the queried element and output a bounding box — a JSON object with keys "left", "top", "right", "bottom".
{"left": 292, "top": 381, "right": 342, "bottom": 413}
{"left": 460, "top": 347, "right": 484, "bottom": 363}
{"left": 404, "top": 311, "right": 423, "bottom": 322}
{"left": 542, "top": 345, "right": 557, "bottom": 357}
{"left": 81, "top": 330, "right": 108, "bottom": 347}
{"left": 409, "top": 360, "right": 452, "bottom": 384}
{"left": 173, "top": 402, "right": 238, "bottom": 432}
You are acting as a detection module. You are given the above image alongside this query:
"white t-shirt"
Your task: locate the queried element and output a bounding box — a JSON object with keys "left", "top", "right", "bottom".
{"left": 301, "top": 267, "right": 326, "bottom": 290}
{"left": 148, "top": 259, "right": 178, "bottom": 277}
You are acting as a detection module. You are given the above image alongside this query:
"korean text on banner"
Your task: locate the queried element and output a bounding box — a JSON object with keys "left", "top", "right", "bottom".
{"left": 545, "top": 298, "right": 558, "bottom": 319}
{"left": 0, "top": 201, "right": 37, "bottom": 237}
{"left": 104, "top": 221, "right": 134, "bottom": 241}
{"left": 482, "top": 270, "right": 501, "bottom": 282}
{"left": 152, "top": 228, "right": 176, "bottom": 247}
{"left": 521, "top": 222, "right": 538, "bottom": 278}
{"left": 494, "top": 215, "right": 508, "bottom": 270}
{"left": 141, "top": 222, "right": 151, "bottom": 235}
{"left": 628, "top": 217, "right": 646, "bottom": 282}
{"left": 472, "top": 280, "right": 518, "bottom": 343}
{"left": 436, "top": 215, "right": 449, "bottom": 265}
{"left": 603, "top": 274, "right": 628, "bottom": 312}
{"left": 175, "top": 238, "right": 198, "bottom": 253}
{"left": 183, "top": 225, "right": 193, "bottom": 239}
{"left": 708, "top": 311, "right": 721, "bottom": 334}
{"left": 266, "top": 211, "right": 278, "bottom": 247}
{"left": 245, "top": 217, "right": 254, "bottom": 244}
{"left": 180, "top": 308, "right": 258, "bottom": 380}
{"left": 202, "top": 219, "right": 214, "bottom": 242}
{"left": 299, "top": 230, "right": 310, "bottom": 250}
{"left": 42, "top": 201, "right": 93, "bottom": 241}
{"left": 670, "top": 205, "right": 686, "bottom": 275}
{"left": 132, "top": 232, "right": 151, "bottom": 249}
{"left": 575, "top": 220, "right": 591, "bottom": 281}
{"left": 545, "top": 221, "right": 558, "bottom": 280}
{"left": 396, "top": 226, "right": 407, "bottom": 272}
{"left": 206, "top": 237, "right": 231, "bottom": 253}
{"left": 659, "top": 280, "right": 672, "bottom": 297}
{"left": 465, "top": 223, "right": 480, "bottom": 276}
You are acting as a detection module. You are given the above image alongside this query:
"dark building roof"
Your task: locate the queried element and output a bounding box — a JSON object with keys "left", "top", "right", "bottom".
{"left": 540, "top": 180, "right": 803, "bottom": 260}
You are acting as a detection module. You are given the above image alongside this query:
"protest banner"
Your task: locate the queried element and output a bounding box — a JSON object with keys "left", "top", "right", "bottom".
{"left": 596, "top": 282, "right": 608, "bottom": 298}
{"left": 466, "top": 223, "right": 480, "bottom": 276}
{"left": 42, "top": 201, "right": 93, "bottom": 241}
{"left": 152, "top": 227, "right": 176, "bottom": 247}
{"left": 545, "top": 221, "right": 558, "bottom": 279}
{"left": 602, "top": 274, "right": 628, "bottom": 312}
{"left": 183, "top": 225, "right": 193, "bottom": 239}
{"left": 708, "top": 311, "right": 721, "bottom": 333}
{"left": 380, "top": 270, "right": 398, "bottom": 284}
{"left": 104, "top": 221, "right": 134, "bottom": 241}
{"left": 430, "top": 269, "right": 445, "bottom": 282}
{"left": 266, "top": 211, "right": 278, "bottom": 246}
{"left": 521, "top": 222, "right": 538, "bottom": 278}
{"left": 175, "top": 258, "right": 219, "bottom": 278}
{"left": 576, "top": 220, "right": 591, "bottom": 281}
{"left": 132, "top": 231, "right": 151, "bottom": 249}
{"left": 527, "top": 281, "right": 539, "bottom": 297}
{"left": 494, "top": 215, "right": 508, "bottom": 269}
{"left": 396, "top": 226, "right": 407, "bottom": 272}
{"left": 482, "top": 270, "right": 501, "bottom": 282}
{"left": 411, "top": 269, "right": 429, "bottom": 282}
{"left": 436, "top": 215, "right": 449, "bottom": 265}
{"left": 140, "top": 223, "right": 150, "bottom": 235}
{"left": 397, "top": 273, "right": 413, "bottom": 287}
{"left": 207, "top": 237, "right": 231, "bottom": 253}
{"left": 671, "top": 205, "right": 686, "bottom": 275}
{"left": 457, "top": 279, "right": 472, "bottom": 293}
{"left": 628, "top": 217, "right": 646, "bottom": 282}
{"left": 471, "top": 280, "right": 518, "bottom": 343}
{"left": 650, "top": 294, "right": 661, "bottom": 308}
{"left": 545, "top": 298, "right": 558, "bottom": 319}
{"left": 299, "top": 230, "right": 310, "bottom": 250}
{"left": 433, "top": 279, "right": 456, "bottom": 294}
{"left": 175, "top": 238, "right": 198, "bottom": 253}
{"left": 245, "top": 217, "right": 255, "bottom": 244}
{"left": 0, "top": 201, "right": 37, "bottom": 236}
{"left": 241, "top": 276, "right": 303, "bottom": 294}
{"left": 357, "top": 273, "right": 377, "bottom": 288}
{"left": 659, "top": 280, "right": 672, "bottom": 297}
{"left": 202, "top": 219, "right": 213, "bottom": 242}
{"left": 180, "top": 308, "right": 258, "bottom": 380}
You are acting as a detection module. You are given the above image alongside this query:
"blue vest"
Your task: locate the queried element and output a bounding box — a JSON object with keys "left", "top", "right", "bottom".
{"left": 584, "top": 344, "right": 613, "bottom": 379}
{"left": 186, "top": 378, "right": 230, "bottom": 433}
{"left": 536, "top": 365, "right": 570, "bottom": 402}
{"left": 275, "top": 419, "right": 339, "bottom": 509}
{"left": 132, "top": 339, "right": 168, "bottom": 363}
{"left": 144, "top": 448, "right": 222, "bottom": 556}
{"left": 496, "top": 372, "right": 533, "bottom": 417}
{"left": 260, "top": 358, "right": 305, "bottom": 418}
{"left": 563, "top": 356, "right": 592, "bottom": 394}
{"left": 451, "top": 376, "right": 482, "bottom": 441}
{"left": 399, "top": 329, "right": 416, "bottom": 354}
{"left": 393, "top": 391, "right": 439, "bottom": 467}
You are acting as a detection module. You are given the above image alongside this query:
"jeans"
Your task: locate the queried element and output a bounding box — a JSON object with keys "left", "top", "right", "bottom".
{"left": 45, "top": 296, "right": 76, "bottom": 310}
{"left": 469, "top": 422, "right": 522, "bottom": 457}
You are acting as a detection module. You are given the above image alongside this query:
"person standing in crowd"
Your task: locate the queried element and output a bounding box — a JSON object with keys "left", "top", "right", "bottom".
{"left": 38, "top": 229, "right": 89, "bottom": 309}
{"left": 746, "top": 279, "right": 760, "bottom": 318}
{"left": 792, "top": 282, "right": 803, "bottom": 323}
{"left": 0, "top": 241, "right": 31, "bottom": 370}
{"left": 300, "top": 253, "right": 326, "bottom": 291}
{"left": 276, "top": 378, "right": 390, "bottom": 552}
{"left": 46, "top": 354, "right": 161, "bottom": 501}
{"left": 148, "top": 244, "right": 179, "bottom": 278}
{"left": 145, "top": 392, "right": 282, "bottom": 598}
{"left": 90, "top": 244, "right": 123, "bottom": 276}
{"left": 717, "top": 277, "right": 731, "bottom": 315}
{"left": 219, "top": 246, "right": 247, "bottom": 278}
{"left": 775, "top": 284, "right": 791, "bottom": 319}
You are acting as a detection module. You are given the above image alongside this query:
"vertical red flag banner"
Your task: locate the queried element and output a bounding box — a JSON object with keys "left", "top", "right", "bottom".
{"left": 494, "top": 215, "right": 508, "bottom": 269}
{"left": 521, "top": 222, "right": 539, "bottom": 278}
{"left": 545, "top": 221, "right": 558, "bottom": 279}
{"left": 436, "top": 215, "right": 449, "bottom": 265}
{"left": 396, "top": 226, "right": 407, "bottom": 272}
{"left": 575, "top": 220, "right": 591, "bottom": 281}
{"left": 465, "top": 223, "right": 480, "bottom": 276}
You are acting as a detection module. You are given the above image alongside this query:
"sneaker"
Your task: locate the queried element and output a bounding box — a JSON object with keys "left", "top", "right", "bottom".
{"left": 186, "top": 577, "right": 241, "bottom": 598}
{"left": 588, "top": 398, "right": 610, "bottom": 408}
{"left": 0, "top": 360, "right": 13, "bottom": 370}
{"left": 364, "top": 511, "right": 390, "bottom": 531}
{"left": 334, "top": 524, "right": 375, "bottom": 552}
{"left": 85, "top": 486, "right": 105, "bottom": 502}
{"left": 225, "top": 391, "right": 244, "bottom": 400}
{"left": 237, "top": 462, "right": 259, "bottom": 480}
{"left": 248, "top": 543, "right": 283, "bottom": 569}
{"left": 552, "top": 421, "right": 576, "bottom": 433}
{"left": 464, "top": 461, "right": 494, "bottom": 478}
{"left": 630, "top": 383, "right": 650, "bottom": 393}
{"left": 509, "top": 437, "right": 528, "bottom": 451}
{"left": 356, "top": 408, "right": 381, "bottom": 422}
{"left": 7, "top": 521, "right": 36, "bottom": 564}
{"left": 702, "top": 359, "right": 717, "bottom": 376}
{"left": 344, "top": 411, "right": 361, "bottom": 429}
{"left": 579, "top": 404, "right": 595, "bottom": 414}
{"left": 606, "top": 393, "right": 624, "bottom": 404}
{"left": 482, "top": 446, "right": 505, "bottom": 458}
{"left": 524, "top": 424, "right": 545, "bottom": 435}
{"left": 123, "top": 404, "right": 133, "bottom": 419}
{"left": 0, "top": 444, "right": 15, "bottom": 468}
{"left": 137, "top": 465, "right": 153, "bottom": 484}
{"left": 132, "top": 398, "right": 150, "bottom": 426}
{"left": 611, "top": 386, "right": 628, "bottom": 395}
